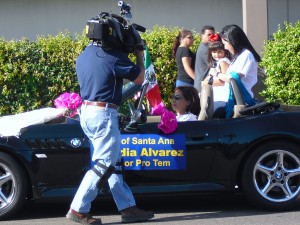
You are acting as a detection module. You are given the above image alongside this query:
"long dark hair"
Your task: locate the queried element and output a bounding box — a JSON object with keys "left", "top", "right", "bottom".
{"left": 220, "top": 24, "right": 261, "bottom": 62}
{"left": 175, "top": 86, "right": 200, "bottom": 116}
{"left": 172, "top": 29, "right": 192, "bottom": 58}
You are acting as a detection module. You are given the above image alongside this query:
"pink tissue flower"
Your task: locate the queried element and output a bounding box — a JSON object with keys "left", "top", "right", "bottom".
{"left": 54, "top": 92, "right": 82, "bottom": 117}
{"left": 158, "top": 110, "right": 178, "bottom": 134}
{"left": 151, "top": 102, "right": 168, "bottom": 115}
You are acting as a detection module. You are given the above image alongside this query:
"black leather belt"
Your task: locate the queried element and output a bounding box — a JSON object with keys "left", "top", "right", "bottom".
{"left": 82, "top": 101, "right": 119, "bottom": 110}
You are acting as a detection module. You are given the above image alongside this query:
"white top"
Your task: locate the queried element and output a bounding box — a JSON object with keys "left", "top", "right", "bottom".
{"left": 226, "top": 49, "right": 258, "bottom": 97}
{"left": 213, "top": 57, "right": 231, "bottom": 110}
{"left": 176, "top": 112, "right": 197, "bottom": 122}
{"left": 216, "top": 57, "right": 231, "bottom": 73}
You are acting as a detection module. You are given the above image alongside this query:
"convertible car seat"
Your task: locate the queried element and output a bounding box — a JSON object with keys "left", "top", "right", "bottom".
{"left": 198, "top": 79, "right": 243, "bottom": 120}
{"left": 239, "top": 101, "right": 281, "bottom": 115}
{"left": 229, "top": 78, "right": 248, "bottom": 118}
{"left": 198, "top": 82, "right": 214, "bottom": 120}
{"left": 197, "top": 78, "right": 248, "bottom": 120}
{"left": 230, "top": 78, "right": 281, "bottom": 117}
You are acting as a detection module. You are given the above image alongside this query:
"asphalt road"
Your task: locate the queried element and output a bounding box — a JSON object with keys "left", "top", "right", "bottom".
{"left": 1, "top": 194, "right": 300, "bottom": 225}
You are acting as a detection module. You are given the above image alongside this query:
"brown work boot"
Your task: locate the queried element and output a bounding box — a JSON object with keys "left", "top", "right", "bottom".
{"left": 121, "top": 206, "right": 154, "bottom": 223}
{"left": 66, "top": 209, "right": 102, "bottom": 225}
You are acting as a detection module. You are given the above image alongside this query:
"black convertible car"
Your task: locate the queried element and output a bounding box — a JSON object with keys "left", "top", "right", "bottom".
{"left": 0, "top": 79, "right": 300, "bottom": 220}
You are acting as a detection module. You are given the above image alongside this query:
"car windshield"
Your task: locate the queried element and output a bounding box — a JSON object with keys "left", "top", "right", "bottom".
{"left": 122, "top": 80, "right": 135, "bottom": 91}
{"left": 121, "top": 80, "right": 142, "bottom": 103}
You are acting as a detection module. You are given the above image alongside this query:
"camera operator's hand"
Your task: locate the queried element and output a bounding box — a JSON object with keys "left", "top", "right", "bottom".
{"left": 133, "top": 49, "right": 145, "bottom": 85}
{"left": 133, "top": 39, "right": 146, "bottom": 52}
{"left": 133, "top": 48, "right": 143, "bottom": 57}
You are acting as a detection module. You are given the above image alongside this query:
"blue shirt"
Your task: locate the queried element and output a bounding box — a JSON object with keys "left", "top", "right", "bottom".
{"left": 76, "top": 44, "right": 141, "bottom": 106}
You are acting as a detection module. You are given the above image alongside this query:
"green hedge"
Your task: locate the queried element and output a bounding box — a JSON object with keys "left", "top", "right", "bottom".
{"left": 0, "top": 27, "right": 200, "bottom": 115}
{"left": 0, "top": 32, "right": 89, "bottom": 115}
{"left": 4, "top": 22, "right": 300, "bottom": 116}
{"left": 260, "top": 22, "right": 300, "bottom": 105}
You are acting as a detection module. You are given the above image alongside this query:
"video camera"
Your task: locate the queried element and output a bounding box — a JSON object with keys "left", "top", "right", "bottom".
{"left": 86, "top": 1, "right": 146, "bottom": 53}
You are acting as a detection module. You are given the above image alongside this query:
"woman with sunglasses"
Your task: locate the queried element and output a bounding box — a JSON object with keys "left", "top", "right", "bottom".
{"left": 172, "top": 29, "right": 195, "bottom": 87}
{"left": 171, "top": 86, "right": 200, "bottom": 121}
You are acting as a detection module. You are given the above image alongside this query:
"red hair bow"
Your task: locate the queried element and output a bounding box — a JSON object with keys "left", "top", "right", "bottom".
{"left": 209, "top": 33, "right": 220, "bottom": 42}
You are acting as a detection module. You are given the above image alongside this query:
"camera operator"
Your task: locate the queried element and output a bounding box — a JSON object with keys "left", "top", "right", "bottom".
{"left": 66, "top": 25, "right": 154, "bottom": 225}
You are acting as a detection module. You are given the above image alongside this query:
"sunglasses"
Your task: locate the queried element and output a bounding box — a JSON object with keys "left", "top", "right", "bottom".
{"left": 171, "top": 95, "right": 184, "bottom": 100}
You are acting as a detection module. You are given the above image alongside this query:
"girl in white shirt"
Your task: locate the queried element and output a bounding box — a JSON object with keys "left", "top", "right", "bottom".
{"left": 206, "top": 33, "right": 232, "bottom": 113}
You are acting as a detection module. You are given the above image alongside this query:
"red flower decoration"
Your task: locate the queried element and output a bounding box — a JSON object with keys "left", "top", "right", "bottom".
{"left": 209, "top": 33, "right": 220, "bottom": 42}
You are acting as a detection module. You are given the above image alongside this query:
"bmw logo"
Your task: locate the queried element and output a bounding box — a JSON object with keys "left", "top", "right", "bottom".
{"left": 70, "top": 138, "right": 81, "bottom": 148}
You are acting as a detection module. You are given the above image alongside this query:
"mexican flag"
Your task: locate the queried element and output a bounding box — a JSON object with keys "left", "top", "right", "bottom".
{"left": 143, "top": 47, "right": 163, "bottom": 110}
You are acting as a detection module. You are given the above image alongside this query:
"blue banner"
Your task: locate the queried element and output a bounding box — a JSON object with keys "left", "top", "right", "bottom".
{"left": 120, "top": 134, "right": 186, "bottom": 170}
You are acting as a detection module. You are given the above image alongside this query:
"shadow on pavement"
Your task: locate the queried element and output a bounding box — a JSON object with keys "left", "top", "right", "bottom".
{"left": 9, "top": 193, "right": 300, "bottom": 223}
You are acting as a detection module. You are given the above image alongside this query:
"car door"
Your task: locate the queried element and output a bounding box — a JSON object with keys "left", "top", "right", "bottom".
{"left": 122, "top": 119, "right": 218, "bottom": 187}
{"left": 20, "top": 123, "right": 89, "bottom": 188}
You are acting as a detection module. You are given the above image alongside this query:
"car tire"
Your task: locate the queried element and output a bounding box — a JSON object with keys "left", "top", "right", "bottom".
{"left": 0, "top": 152, "right": 28, "bottom": 219}
{"left": 242, "top": 141, "right": 300, "bottom": 211}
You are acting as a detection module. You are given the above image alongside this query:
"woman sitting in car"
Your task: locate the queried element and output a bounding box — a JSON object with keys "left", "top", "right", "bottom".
{"left": 171, "top": 86, "right": 200, "bottom": 121}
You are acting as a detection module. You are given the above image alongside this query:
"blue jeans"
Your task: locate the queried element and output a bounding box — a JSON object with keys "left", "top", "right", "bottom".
{"left": 176, "top": 80, "right": 193, "bottom": 87}
{"left": 70, "top": 105, "right": 136, "bottom": 213}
